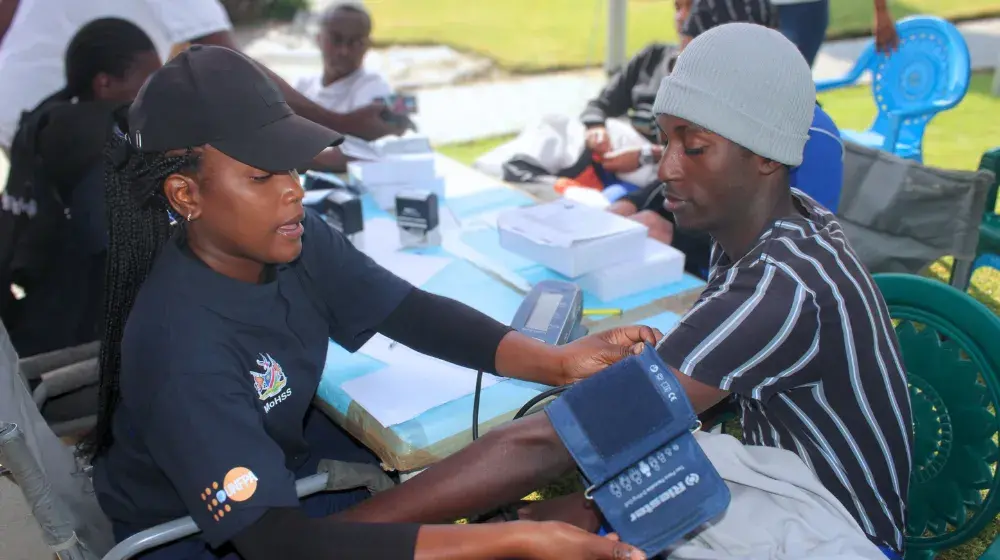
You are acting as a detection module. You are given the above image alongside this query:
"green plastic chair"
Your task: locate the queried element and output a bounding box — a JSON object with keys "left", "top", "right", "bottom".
{"left": 874, "top": 273, "right": 1000, "bottom": 559}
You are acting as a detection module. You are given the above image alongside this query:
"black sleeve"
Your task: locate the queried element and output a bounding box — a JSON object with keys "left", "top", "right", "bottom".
{"left": 376, "top": 288, "right": 513, "bottom": 375}
{"left": 232, "top": 508, "right": 419, "bottom": 560}
{"left": 580, "top": 46, "right": 654, "bottom": 127}
{"left": 624, "top": 181, "right": 668, "bottom": 216}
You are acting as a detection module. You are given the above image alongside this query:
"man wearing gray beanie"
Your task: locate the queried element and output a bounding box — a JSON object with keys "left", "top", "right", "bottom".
{"left": 650, "top": 23, "right": 910, "bottom": 559}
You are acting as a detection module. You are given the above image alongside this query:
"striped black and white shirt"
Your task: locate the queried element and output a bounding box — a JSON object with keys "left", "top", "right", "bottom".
{"left": 657, "top": 191, "right": 912, "bottom": 553}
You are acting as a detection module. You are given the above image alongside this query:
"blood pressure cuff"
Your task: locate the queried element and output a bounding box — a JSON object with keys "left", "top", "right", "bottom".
{"left": 545, "top": 344, "right": 730, "bottom": 556}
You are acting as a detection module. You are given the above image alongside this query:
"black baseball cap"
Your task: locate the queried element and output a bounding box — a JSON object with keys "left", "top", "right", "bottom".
{"left": 128, "top": 45, "right": 343, "bottom": 172}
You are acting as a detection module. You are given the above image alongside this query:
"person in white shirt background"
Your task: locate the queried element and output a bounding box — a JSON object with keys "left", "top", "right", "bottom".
{"left": 0, "top": 0, "right": 405, "bottom": 157}
{"left": 0, "top": 0, "right": 235, "bottom": 150}
{"left": 295, "top": 2, "right": 393, "bottom": 114}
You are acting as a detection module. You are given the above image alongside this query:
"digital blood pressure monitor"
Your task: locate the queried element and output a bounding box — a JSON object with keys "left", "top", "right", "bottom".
{"left": 472, "top": 280, "right": 589, "bottom": 441}
{"left": 510, "top": 280, "right": 588, "bottom": 345}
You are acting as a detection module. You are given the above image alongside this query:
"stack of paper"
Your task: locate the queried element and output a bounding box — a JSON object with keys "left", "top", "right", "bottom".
{"left": 341, "top": 334, "right": 502, "bottom": 427}
{"left": 361, "top": 217, "right": 452, "bottom": 287}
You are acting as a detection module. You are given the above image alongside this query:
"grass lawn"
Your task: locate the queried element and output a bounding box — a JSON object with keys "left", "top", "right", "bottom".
{"left": 368, "top": 0, "right": 1000, "bottom": 72}
{"left": 438, "top": 73, "right": 1000, "bottom": 559}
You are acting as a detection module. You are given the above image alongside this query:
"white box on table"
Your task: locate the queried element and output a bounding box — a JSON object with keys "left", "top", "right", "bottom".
{"left": 374, "top": 134, "right": 433, "bottom": 156}
{"left": 497, "top": 199, "right": 647, "bottom": 278}
{"left": 577, "top": 238, "right": 686, "bottom": 301}
{"left": 347, "top": 152, "right": 437, "bottom": 187}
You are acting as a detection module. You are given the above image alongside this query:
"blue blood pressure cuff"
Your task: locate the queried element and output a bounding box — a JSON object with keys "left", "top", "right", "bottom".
{"left": 545, "top": 344, "right": 730, "bottom": 556}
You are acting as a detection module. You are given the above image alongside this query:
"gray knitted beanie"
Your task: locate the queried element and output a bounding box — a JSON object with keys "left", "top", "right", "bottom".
{"left": 652, "top": 22, "right": 815, "bottom": 166}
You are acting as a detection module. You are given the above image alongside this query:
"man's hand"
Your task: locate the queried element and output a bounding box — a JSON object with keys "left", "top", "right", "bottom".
{"left": 630, "top": 210, "right": 674, "bottom": 245}
{"left": 608, "top": 199, "right": 639, "bottom": 217}
{"left": 873, "top": 8, "right": 899, "bottom": 54}
{"left": 601, "top": 147, "right": 642, "bottom": 174}
{"left": 585, "top": 126, "right": 612, "bottom": 156}
{"left": 558, "top": 326, "right": 662, "bottom": 384}
{"left": 341, "top": 102, "right": 408, "bottom": 140}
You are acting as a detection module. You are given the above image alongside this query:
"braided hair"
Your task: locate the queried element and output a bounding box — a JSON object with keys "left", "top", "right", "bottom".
{"left": 47, "top": 17, "right": 155, "bottom": 104}
{"left": 82, "top": 108, "right": 201, "bottom": 459}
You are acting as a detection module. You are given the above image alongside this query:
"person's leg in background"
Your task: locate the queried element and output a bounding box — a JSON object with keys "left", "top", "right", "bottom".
{"left": 775, "top": 0, "right": 830, "bottom": 67}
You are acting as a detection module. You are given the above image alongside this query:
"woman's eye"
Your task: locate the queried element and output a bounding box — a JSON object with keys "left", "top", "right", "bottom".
{"left": 250, "top": 173, "right": 274, "bottom": 183}
{"left": 684, "top": 147, "right": 706, "bottom": 156}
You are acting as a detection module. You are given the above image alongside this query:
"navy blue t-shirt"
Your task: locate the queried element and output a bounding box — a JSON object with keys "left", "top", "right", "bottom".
{"left": 93, "top": 210, "right": 413, "bottom": 548}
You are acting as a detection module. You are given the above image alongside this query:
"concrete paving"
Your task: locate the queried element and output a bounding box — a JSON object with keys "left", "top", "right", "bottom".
{"left": 0, "top": 476, "right": 51, "bottom": 560}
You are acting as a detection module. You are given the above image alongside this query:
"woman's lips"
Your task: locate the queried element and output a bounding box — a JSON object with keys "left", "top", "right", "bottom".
{"left": 277, "top": 222, "right": 304, "bottom": 238}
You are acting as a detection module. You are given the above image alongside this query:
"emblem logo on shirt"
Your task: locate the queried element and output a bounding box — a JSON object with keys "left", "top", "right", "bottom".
{"left": 249, "top": 354, "right": 292, "bottom": 412}
{"left": 200, "top": 467, "right": 259, "bottom": 522}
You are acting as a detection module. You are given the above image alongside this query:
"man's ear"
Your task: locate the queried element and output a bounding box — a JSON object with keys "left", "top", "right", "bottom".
{"left": 163, "top": 173, "right": 201, "bottom": 221}
{"left": 758, "top": 157, "right": 786, "bottom": 177}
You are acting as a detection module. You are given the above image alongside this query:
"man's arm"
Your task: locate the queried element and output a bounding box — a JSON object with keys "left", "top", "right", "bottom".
{"left": 581, "top": 45, "right": 659, "bottom": 127}
{"left": 337, "top": 414, "right": 576, "bottom": 523}
{"left": 0, "top": 0, "right": 19, "bottom": 49}
{"left": 871, "top": 0, "right": 899, "bottom": 53}
{"left": 191, "top": 30, "right": 404, "bottom": 140}
{"left": 304, "top": 147, "right": 352, "bottom": 173}
{"left": 657, "top": 263, "right": 822, "bottom": 404}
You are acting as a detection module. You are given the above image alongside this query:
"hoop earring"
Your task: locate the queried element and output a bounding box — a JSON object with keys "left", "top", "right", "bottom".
{"left": 186, "top": 212, "right": 193, "bottom": 222}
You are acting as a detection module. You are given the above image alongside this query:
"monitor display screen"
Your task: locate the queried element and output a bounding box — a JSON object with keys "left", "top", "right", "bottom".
{"left": 525, "top": 292, "right": 563, "bottom": 332}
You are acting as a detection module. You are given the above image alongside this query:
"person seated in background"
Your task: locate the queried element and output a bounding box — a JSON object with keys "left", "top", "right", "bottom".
{"left": 0, "top": 17, "right": 161, "bottom": 358}
{"left": 295, "top": 2, "right": 393, "bottom": 114}
{"left": 580, "top": 0, "right": 695, "bottom": 151}
{"left": 606, "top": 0, "right": 845, "bottom": 279}
{"left": 0, "top": 0, "right": 404, "bottom": 154}
{"left": 586, "top": 0, "right": 780, "bottom": 277}
{"left": 475, "top": 0, "right": 767, "bottom": 196}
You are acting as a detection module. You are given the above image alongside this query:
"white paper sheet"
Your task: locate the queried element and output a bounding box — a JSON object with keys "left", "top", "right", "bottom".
{"left": 339, "top": 135, "right": 383, "bottom": 161}
{"left": 343, "top": 334, "right": 502, "bottom": 426}
{"left": 369, "top": 250, "right": 451, "bottom": 287}
{"left": 362, "top": 218, "right": 404, "bottom": 256}
{"left": 360, "top": 218, "right": 451, "bottom": 286}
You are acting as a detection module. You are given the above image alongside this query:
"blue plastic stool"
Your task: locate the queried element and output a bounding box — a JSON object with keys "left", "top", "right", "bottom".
{"left": 815, "top": 16, "right": 970, "bottom": 162}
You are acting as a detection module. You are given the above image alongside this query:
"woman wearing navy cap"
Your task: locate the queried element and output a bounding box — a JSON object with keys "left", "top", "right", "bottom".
{"left": 89, "top": 44, "right": 653, "bottom": 560}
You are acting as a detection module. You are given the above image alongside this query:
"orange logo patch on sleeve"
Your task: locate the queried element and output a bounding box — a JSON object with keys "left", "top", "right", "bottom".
{"left": 200, "top": 467, "right": 259, "bottom": 521}
{"left": 223, "top": 467, "right": 258, "bottom": 502}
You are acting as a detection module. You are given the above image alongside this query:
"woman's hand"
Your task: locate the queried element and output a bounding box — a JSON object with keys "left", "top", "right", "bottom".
{"left": 518, "top": 521, "right": 646, "bottom": 560}
{"left": 558, "top": 326, "right": 662, "bottom": 383}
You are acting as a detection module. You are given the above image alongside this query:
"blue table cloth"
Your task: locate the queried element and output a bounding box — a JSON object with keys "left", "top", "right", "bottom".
{"left": 315, "top": 180, "right": 705, "bottom": 471}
